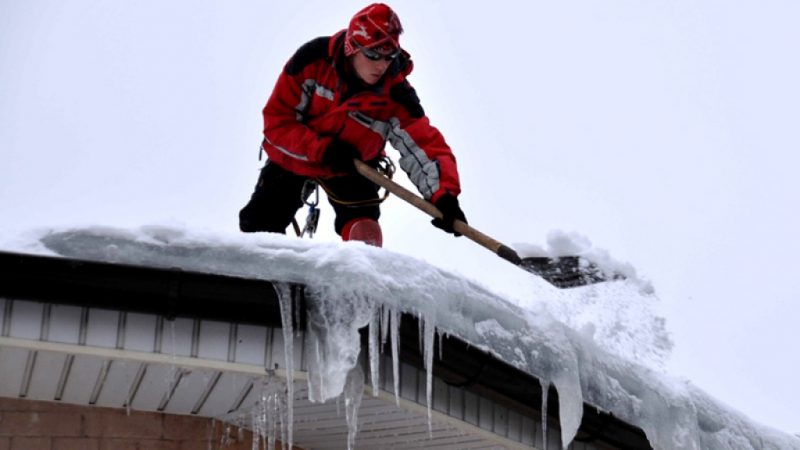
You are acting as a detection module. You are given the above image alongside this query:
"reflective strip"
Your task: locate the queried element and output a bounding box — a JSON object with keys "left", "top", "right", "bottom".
{"left": 387, "top": 117, "right": 440, "bottom": 199}
{"left": 296, "top": 80, "right": 335, "bottom": 121}
{"left": 315, "top": 84, "right": 335, "bottom": 101}
{"left": 347, "top": 111, "right": 391, "bottom": 138}
{"left": 295, "top": 80, "right": 315, "bottom": 121}
{"left": 263, "top": 136, "right": 309, "bottom": 162}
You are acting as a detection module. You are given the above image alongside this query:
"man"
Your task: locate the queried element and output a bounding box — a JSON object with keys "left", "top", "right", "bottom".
{"left": 239, "top": 3, "right": 466, "bottom": 247}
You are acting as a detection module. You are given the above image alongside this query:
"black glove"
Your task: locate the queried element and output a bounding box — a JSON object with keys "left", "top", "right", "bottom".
{"left": 431, "top": 194, "right": 467, "bottom": 236}
{"left": 321, "top": 138, "right": 361, "bottom": 174}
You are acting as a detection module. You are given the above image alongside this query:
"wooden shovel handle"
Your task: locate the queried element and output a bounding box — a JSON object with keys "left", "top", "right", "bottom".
{"left": 354, "top": 160, "right": 522, "bottom": 265}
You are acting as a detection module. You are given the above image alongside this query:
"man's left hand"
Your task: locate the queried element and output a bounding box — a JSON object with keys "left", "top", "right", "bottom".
{"left": 322, "top": 138, "right": 361, "bottom": 174}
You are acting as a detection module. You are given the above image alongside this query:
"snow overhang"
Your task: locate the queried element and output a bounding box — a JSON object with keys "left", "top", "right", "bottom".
{"left": 0, "top": 250, "right": 651, "bottom": 449}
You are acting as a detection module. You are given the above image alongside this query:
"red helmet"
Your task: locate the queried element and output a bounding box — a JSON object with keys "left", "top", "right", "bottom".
{"left": 344, "top": 3, "right": 403, "bottom": 56}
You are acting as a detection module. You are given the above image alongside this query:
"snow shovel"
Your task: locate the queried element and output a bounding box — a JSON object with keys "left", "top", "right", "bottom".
{"left": 354, "top": 159, "right": 620, "bottom": 288}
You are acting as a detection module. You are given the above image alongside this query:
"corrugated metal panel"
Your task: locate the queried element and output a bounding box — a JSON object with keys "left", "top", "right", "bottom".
{"left": 0, "top": 298, "right": 605, "bottom": 450}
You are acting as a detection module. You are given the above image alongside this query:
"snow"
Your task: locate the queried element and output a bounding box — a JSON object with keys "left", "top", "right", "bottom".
{"left": 2, "top": 224, "right": 799, "bottom": 450}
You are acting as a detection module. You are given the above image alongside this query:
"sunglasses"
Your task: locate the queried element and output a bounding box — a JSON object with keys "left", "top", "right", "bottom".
{"left": 353, "top": 40, "right": 401, "bottom": 62}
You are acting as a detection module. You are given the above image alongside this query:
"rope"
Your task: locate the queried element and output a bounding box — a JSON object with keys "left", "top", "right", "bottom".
{"left": 317, "top": 157, "right": 396, "bottom": 207}
{"left": 292, "top": 157, "right": 396, "bottom": 237}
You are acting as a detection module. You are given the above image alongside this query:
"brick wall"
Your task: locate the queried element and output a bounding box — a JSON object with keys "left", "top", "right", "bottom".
{"left": 0, "top": 397, "right": 301, "bottom": 450}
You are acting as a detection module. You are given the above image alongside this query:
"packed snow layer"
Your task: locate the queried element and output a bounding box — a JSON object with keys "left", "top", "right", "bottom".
{"left": 2, "top": 225, "right": 798, "bottom": 450}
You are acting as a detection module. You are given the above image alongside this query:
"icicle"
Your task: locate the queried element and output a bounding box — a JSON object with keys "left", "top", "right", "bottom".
{"left": 437, "top": 329, "right": 444, "bottom": 361}
{"left": 275, "top": 283, "right": 295, "bottom": 448}
{"left": 418, "top": 312, "right": 424, "bottom": 351}
{"left": 302, "top": 287, "right": 373, "bottom": 404}
{"left": 390, "top": 309, "right": 400, "bottom": 406}
{"left": 304, "top": 321, "right": 330, "bottom": 404}
{"left": 540, "top": 379, "right": 549, "bottom": 450}
{"left": 208, "top": 418, "right": 215, "bottom": 450}
{"left": 266, "top": 383, "right": 276, "bottom": 450}
{"left": 248, "top": 374, "right": 289, "bottom": 450}
{"left": 220, "top": 422, "right": 233, "bottom": 448}
{"left": 343, "top": 365, "right": 365, "bottom": 450}
{"left": 369, "top": 308, "right": 380, "bottom": 397}
{"left": 293, "top": 287, "right": 302, "bottom": 338}
{"left": 422, "top": 316, "right": 436, "bottom": 436}
{"left": 380, "top": 304, "right": 390, "bottom": 346}
{"left": 251, "top": 407, "right": 260, "bottom": 450}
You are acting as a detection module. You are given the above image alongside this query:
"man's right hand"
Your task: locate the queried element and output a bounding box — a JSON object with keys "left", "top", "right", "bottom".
{"left": 431, "top": 194, "right": 467, "bottom": 237}
{"left": 321, "top": 138, "right": 361, "bottom": 174}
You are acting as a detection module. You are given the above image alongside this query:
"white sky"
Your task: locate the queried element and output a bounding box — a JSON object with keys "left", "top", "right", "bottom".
{"left": 1, "top": 0, "right": 799, "bottom": 435}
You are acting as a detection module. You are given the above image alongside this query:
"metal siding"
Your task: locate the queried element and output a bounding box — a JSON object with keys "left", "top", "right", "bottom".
{"left": 161, "top": 367, "right": 208, "bottom": 413}
{"left": 448, "top": 384, "right": 465, "bottom": 421}
{"left": 226, "top": 376, "right": 258, "bottom": 414}
{"left": 60, "top": 354, "right": 105, "bottom": 404}
{"left": 234, "top": 324, "right": 268, "bottom": 366}
{"left": 547, "top": 422, "right": 562, "bottom": 450}
{"left": 493, "top": 404, "right": 509, "bottom": 437}
{"left": 464, "top": 390, "right": 479, "bottom": 426}
{"left": 85, "top": 309, "right": 121, "bottom": 349}
{"left": 124, "top": 313, "right": 159, "bottom": 352}
{"left": 129, "top": 362, "right": 174, "bottom": 410}
{"left": 520, "top": 415, "right": 537, "bottom": 447}
{"left": 94, "top": 359, "right": 138, "bottom": 407}
{"left": 196, "top": 372, "right": 252, "bottom": 417}
{"left": 197, "top": 320, "right": 230, "bottom": 361}
{"left": 0, "top": 298, "right": 6, "bottom": 335}
{"left": 25, "top": 350, "right": 66, "bottom": 400}
{"left": 400, "top": 362, "right": 418, "bottom": 403}
{"left": 433, "top": 376, "right": 449, "bottom": 414}
{"left": 479, "top": 396, "right": 494, "bottom": 432}
{"left": 0, "top": 298, "right": 620, "bottom": 450}
{"left": 164, "top": 318, "right": 195, "bottom": 357}
{"left": 48, "top": 305, "right": 83, "bottom": 344}
{"left": 0, "top": 346, "right": 28, "bottom": 396}
{"left": 10, "top": 300, "right": 43, "bottom": 340}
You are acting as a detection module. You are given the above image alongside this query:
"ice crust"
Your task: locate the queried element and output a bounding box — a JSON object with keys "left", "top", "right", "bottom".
{"left": 5, "top": 225, "right": 798, "bottom": 450}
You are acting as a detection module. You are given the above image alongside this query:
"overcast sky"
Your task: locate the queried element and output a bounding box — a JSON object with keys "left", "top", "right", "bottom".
{"left": 1, "top": 0, "right": 798, "bottom": 435}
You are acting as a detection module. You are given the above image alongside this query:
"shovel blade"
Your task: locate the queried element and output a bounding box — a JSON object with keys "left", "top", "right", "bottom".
{"left": 520, "top": 256, "right": 624, "bottom": 289}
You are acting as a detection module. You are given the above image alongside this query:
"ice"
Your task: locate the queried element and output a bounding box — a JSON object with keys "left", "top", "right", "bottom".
{"left": 437, "top": 329, "right": 444, "bottom": 362}
{"left": 422, "top": 315, "right": 436, "bottom": 435}
{"left": 390, "top": 308, "right": 400, "bottom": 406}
{"left": 380, "top": 305, "right": 390, "bottom": 346}
{"left": 540, "top": 379, "right": 548, "bottom": 450}
{"left": 303, "top": 285, "right": 375, "bottom": 404}
{"left": 274, "top": 283, "right": 295, "bottom": 448}
{"left": 16, "top": 225, "right": 800, "bottom": 450}
{"left": 250, "top": 373, "right": 289, "bottom": 450}
{"left": 368, "top": 309, "right": 380, "bottom": 397}
{"left": 343, "top": 364, "right": 365, "bottom": 450}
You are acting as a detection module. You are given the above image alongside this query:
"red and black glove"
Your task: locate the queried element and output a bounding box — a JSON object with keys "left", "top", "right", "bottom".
{"left": 321, "top": 138, "right": 361, "bottom": 174}
{"left": 431, "top": 194, "right": 467, "bottom": 236}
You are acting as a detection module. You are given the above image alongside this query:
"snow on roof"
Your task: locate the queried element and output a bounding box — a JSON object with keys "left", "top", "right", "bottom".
{"left": 2, "top": 225, "right": 798, "bottom": 450}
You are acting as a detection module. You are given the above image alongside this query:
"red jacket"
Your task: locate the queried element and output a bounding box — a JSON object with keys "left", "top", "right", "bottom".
{"left": 261, "top": 31, "right": 460, "bottom": 202}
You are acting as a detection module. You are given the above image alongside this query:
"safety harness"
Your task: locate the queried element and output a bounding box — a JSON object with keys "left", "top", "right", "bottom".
{"left": 292, "top": 157, "right": 396, "bottom": 238}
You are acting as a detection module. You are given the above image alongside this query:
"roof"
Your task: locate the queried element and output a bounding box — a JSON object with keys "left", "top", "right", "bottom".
{"left": 0, "top": 250, "right": 651, "bottom": 449}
